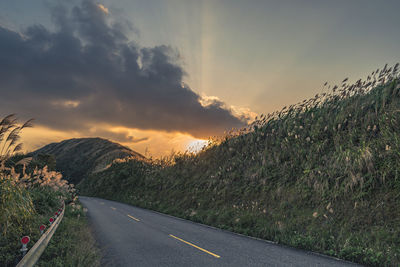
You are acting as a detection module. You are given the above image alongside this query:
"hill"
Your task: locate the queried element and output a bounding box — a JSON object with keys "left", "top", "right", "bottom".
{"left": 32, "top": 137, "right": 145, "bottom": 185}
{"left": 79, "top": 66, "right": 400, "bottom": 266}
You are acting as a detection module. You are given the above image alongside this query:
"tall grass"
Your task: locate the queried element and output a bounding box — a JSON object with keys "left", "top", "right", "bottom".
{"left": 1, "top": 115, "right": 35, "bottom": 239}
{"left": 79, "top": 64, "right": 400, "bottom": 266}
{"left": 0, "top": 114, "right": 33, "bottom": 163}
{"left": 0, "top": 115, "right": 80, "bottom": 266}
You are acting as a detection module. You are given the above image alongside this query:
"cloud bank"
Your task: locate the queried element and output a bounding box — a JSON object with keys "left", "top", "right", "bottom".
{"left": 0, "top": 0, "right": 246, "bottom": 140}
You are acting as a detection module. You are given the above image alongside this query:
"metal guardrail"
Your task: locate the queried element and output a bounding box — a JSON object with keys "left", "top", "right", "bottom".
{"left": 16, "top": 202, "right": 65, "bottom": 267}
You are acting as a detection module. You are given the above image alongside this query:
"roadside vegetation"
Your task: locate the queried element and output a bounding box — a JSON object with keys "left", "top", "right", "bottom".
{"left": 79, "top": 64, "right": 400, "bottom": 266}
{"left": 36, "top": 202, "right": 100, "bottom": 267}
{"left": 0, "top": 115, "right": 99, "bottom": 266}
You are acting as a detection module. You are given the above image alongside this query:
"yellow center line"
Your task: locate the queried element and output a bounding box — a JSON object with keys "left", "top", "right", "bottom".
{"left": 100, "top": 202, "right": 105, "bottom": 205}
{"left": 110, "top": 207, "right": 116, "bottom": 210}
{"left": 169, "top": 234, "right": 221, "bottom": 258}
{"left": 127, "top": 214, "right": 140, "bottom": 222}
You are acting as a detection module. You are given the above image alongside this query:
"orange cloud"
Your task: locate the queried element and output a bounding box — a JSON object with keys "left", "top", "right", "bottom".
{"left": 97, "top": 4, "right": 109, "bottom": 14}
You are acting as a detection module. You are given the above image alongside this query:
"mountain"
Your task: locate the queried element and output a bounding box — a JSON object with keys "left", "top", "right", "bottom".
{"left": 32, "top": 137, "right": 145, "bottom": 185}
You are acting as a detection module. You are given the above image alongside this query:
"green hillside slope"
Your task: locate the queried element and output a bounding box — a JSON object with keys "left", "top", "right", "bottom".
{"left": 79, "top": 67, "right": 400, "bottom": 266}
{"left": 32, "top": 138, "right": 145, "bottom": 185}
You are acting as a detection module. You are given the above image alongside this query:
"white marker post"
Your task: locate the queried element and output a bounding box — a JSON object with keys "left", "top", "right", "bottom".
{"left": 20, "top": 236, "right": 30, "bottom": 257}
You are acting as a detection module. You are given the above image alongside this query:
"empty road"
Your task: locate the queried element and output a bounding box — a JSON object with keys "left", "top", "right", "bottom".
{"left": 79, "top": 196, "right": 359, "bottom": 267}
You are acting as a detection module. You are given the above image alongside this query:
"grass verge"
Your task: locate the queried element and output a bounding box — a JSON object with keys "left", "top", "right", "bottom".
{"left": 36, "top": 201, "right": 100, "bottom": 267}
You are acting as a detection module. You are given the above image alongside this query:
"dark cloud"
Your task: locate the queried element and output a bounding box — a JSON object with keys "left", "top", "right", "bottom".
{"left": 0, "top": 0, "right": 246, "bottom": 139}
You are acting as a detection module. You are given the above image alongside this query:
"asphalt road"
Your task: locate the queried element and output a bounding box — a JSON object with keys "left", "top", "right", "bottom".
{"left": 79, "top": 196, "right": 359, "bottom": 267}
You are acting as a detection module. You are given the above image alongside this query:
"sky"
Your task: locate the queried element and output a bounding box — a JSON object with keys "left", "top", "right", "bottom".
{"left": 1, "top": 0, "right": 400, "bottom": 157}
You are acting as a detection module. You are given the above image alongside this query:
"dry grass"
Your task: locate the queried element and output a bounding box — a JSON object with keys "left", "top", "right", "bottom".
{"left": 80, "top": 64, "right": 400, "bottom": 266}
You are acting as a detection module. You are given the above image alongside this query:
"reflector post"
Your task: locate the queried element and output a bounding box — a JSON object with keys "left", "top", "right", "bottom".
{"left": 21, "top": 236, "right": 30, "bottom": 245}
{"left": 20, "top": 236, "right": 30, "bottom": 257}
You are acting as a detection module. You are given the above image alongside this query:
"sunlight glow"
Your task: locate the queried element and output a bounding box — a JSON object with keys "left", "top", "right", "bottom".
{"left": 186, "top": 139, "right": 208, "bottom": 154}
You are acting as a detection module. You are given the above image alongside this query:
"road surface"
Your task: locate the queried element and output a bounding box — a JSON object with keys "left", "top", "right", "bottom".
{"left": 79, "top": 196, "right": 359, "bottom": 267}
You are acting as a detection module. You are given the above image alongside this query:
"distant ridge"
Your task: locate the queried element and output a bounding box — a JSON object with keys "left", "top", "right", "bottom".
{"left": 32, "top": 137, "right": 145, "bottom": 185}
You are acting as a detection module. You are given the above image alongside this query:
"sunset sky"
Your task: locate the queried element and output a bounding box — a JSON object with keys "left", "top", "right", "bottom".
{"left": 1, "top": 0, "right": 400, "bottom": 157}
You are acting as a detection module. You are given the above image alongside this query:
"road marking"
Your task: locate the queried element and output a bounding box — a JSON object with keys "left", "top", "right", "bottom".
{"left": 127, "top": 214, "right": 140, "bottom": 222}
{"left": 169, "top": 234, "right": 221, "bottom": 258}
{"left": 100, "top": 202, "right": 105, "bottom": 205}
{"left": 110, "top": 207, "right": 116, "bottom": 210}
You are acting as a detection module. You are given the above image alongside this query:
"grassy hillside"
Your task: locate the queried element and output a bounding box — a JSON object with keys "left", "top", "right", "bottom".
{"left": 79, "top": 66, "right": 400, "bottom": 266}
{"left": 32, "top": 137, "right": 145, "bottom": 185}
